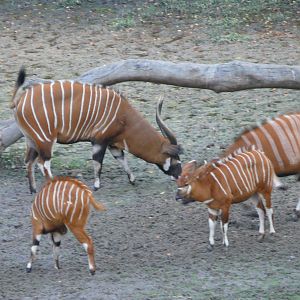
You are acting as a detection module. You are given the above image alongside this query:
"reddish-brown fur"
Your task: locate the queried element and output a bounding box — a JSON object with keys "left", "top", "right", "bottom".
{"left": 12, "top": 68, "right": 182, "bottom": 193}
{"left": 27, "top": 176, "right": 106, "bottom": 275}
{"left": 176, "top": 149, "right": 275, "bottom": 247}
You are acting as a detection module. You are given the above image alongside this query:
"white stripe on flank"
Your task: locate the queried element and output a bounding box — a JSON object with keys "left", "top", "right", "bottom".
{"left": 102, "top": 94, "right": 122, "bottom": 134}
{"left": 60, "top": 181, "right": 68, "bottom": 214}
{"left": 241, "top": 135, "right": 252, "bottom": 147}
{"left": 65, "top": 184, "right": 75, "bottom": 216}
{"left": 34, "top": 195, "right": 42, "bottom": 219}
{"left": 41, "top": 83, "right": 52, "bottom": 136}
{"left": 210, "top": 172, "right": 227, "bottom": 196}
{"left": 45, "top": 184, "right": 56, "bottom": 219}
{"left": 41, "top": 187, "right": 52, "bottom": 220}
{"left": 231, "top": 157, "right": 251, "bottom": 192}
{"left": 228, "top": 159, "right": 249, "bottom": 193}
{"left": 67, "top": 81, "right": 74, "bottom": 136}
{"left": 212, "top": 163, "right": 232, "bottom": 193}
{"left": 56, "top": 181, "right": 63, "bottom": 215}
{"left": 90, "top": 87, "right": 103, "bottom": 130}
{"left": 75, "top": 84, "right": 93, "bottom": 140}
{"left": 98, "top": 90, "right": 117, "bottom": 132}
{"left": 248, "top": 130, "right": 264, "bottom": 150}
{"left": 21, "top": 89, "right": 45, "bottom": 142}
{"left": 68, "top": 83, "right": 86, "bottom": 141}
{"left": 82, "top": 85, "right": 98, "bottom": 138}
{"left": 31, "top": 205, "right": 38, "bottom": 221}
{"left": 70, "top": 187, "right": 80, "bottom": 223}
{"left": 78, "top": 190, "right": 85, "bottom": 220}
{"left": 94, "top": 88, "right": 110, "bottom": 129}
{"left": 277, "top": 116, "right": 300, "bottom": 157}
{"left": 52, "top": 181, "right": 59, "bottom": 214}
{"left": 30, "top": 87, "right": 51, "bottom": 142}
{"left": 240, "top": 152, "right": 255, "bottom": 190}
{"left": 219, "top": 161, "right": 243, "bottom": 195}
{"left": 50, "top": 81, "right": 57, "bottom": 129}
{"left": 247, "top": 151, "right": 259, "bottom": 184}
{"left": 271, "top": 118, "right": 296, "bottom": 164}
{"left": 36, "top": 192, "right": 44, "bottom": 220}
{"left": 286, "top": 115, "right": 300, "bottom": 151}
{"left": 59, "top": 80, "right": 65, "bottom": 133}
{"left": 254, "top": 150, "right": 266, "bottom": 182}
{"left": 281, "top": 115, "right": 300, "bottom": 158}
{"left": 259, "top": 121, "right": 284, "bottom": 169}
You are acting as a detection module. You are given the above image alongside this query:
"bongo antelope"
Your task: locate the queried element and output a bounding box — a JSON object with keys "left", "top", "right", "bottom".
{"left": 176, "top": 148, "right": 275, "bottom": 248}
{"left": 26, "top": 176, "right": 106, "bottom": 275}
{"left": 224, "top": 113, "right": 300, "bottom": 218}
{"left": 178, "top": 113, "right": 300, "bottom": 218}
{"left": 11, "top": 68, "right": 182, "bottom": 193}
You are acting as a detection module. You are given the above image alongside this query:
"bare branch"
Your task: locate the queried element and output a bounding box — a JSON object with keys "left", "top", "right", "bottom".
{"left": 1, "top": 59, "right": 299, "bottom": 152}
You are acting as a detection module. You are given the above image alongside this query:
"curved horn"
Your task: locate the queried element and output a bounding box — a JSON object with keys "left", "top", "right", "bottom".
{"left": 156, "top": 97, "right": 178, "bottom": 145}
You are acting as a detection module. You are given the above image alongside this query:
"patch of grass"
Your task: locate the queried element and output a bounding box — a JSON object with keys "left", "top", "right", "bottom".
{"left": 57, "top": 0, "right": 82, "bottom": 7}
{"left": 111, "top": 15, "right": 135, "bottom": 30}
{"left": 51, "top": 156, "right": 88, "bottom": 171}
{"left": 112, "top": 0, "right": 298, "bottom": 41}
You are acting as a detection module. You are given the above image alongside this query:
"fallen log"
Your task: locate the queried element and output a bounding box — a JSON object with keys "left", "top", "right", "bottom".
{"left": 1, "top": 59, "right": 299, "bottom": 152}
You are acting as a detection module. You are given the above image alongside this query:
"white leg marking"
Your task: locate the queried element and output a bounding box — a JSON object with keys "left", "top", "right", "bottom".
{"left": 266, "top": 208, "right": 275, "bottom": 234}
{"left": 37, "top": 162, "right": 45, "bottom": 176}
{"left": 256, "top": 207, "right": 265, "bottom": 235}
{"left": 93, "top": 160, "right": 101, "bottom": 189}
{"left": 223, "top": 223, "right": 229, "bottom": 247}
{"left": 296, "top": 198, "right": 300, "bottom": 211}
{"left": 273, "top": 175, "right": 284, "bottom": 189}
{"left": 208, "top": 218, "right": 217, "bottom": 246}
{"left": 44, "top": 160, "right": 53, "bottom": 178}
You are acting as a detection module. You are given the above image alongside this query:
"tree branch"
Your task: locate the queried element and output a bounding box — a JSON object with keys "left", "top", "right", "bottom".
{"left": 1, "top": 59, "right": 300, "bottom": 152}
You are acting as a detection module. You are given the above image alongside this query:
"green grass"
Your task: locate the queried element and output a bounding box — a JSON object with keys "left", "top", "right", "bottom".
{"left": 101, "top": 0, "right": 299, "bottom": 41}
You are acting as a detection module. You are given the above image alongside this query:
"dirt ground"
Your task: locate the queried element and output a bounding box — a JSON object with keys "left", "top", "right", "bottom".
{"left": 0, "top": 2, "right": 300, "bottom": 299}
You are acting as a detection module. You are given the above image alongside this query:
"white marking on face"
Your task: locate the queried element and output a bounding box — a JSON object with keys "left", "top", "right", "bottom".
{"left": 203, "top": 198, "right": 214, "bottom": 204}
{"left": 177, "top": 185, "right": 191, "bottom": 195}
{"left": 163, "top": 157, "right": 171, "bottom": 171}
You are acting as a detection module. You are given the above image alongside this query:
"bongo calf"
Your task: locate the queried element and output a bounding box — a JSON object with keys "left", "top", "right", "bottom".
{"left": 176, "top": 148, "right": 275, "bottom": 248}
{"left": 26, "top": 177, "right": 106, "bottom": 275}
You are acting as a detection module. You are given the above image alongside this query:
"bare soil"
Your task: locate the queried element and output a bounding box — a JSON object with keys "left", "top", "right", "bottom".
{"left": 0, "top": 2, "right": 299, "bottom": 299}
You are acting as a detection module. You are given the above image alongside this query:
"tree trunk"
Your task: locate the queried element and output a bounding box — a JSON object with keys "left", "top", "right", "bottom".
{"left": 1, "top": 59, "right": 300, "bottom": 152}
{"left": 0, "top": 119, "right": 23, "bottom": 152}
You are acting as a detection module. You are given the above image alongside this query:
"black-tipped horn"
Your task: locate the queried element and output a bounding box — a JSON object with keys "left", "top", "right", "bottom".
{"left": 156, "top": 97, "right": 178, "bottom": 145}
